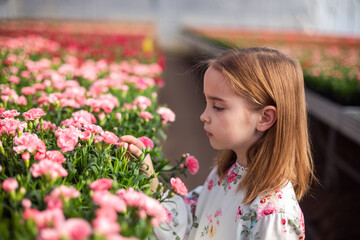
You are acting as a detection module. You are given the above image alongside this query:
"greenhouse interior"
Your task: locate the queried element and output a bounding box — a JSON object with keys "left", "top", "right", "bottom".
{"left": 0, "top": 0, "right": 359, "bottom": 239}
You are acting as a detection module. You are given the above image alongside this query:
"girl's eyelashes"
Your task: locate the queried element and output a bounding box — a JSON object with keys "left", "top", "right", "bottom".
{"left": 213, "top": 105, "right": 224, "bottom": 111}
{"left": 204, "top": 99, "right": 224, "bottom": 111}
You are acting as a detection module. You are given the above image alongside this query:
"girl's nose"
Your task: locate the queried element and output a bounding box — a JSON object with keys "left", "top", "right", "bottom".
{"left": 200, "top": 111, "right": 209, "bottom": 123}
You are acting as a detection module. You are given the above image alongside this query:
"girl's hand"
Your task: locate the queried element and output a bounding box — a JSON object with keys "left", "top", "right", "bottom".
{"left": 119, "top": 135, "right": 159, "bottom": 192}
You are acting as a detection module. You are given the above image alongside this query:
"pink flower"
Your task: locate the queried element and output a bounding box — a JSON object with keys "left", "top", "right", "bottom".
{"left": 185, "top": 155, "right": 199, "bottom": 175}
{"left": 17, "top": 96, "right": 28, "bottom": 105}
{"left": 34, "top": 151, "right": 46, "bottom": 161}
{"left": 92, "top": 190, "right": 126, "bottom": 213}
{"left": 72, "top": 110, "right": 97, "bottom": 124}
{"left": 93, "top": 217, "right": 120, "bottom": 235}
{"left": 90, "top": 178, "right": 113, "bottom": 191}
{"left": 0, "top": 118, "right": 26, "bottom": 135}
{"left": 98, "top": 112, "right": 105, "bottom": 121}
{"left": 207, "top": 179, "right": 213, "bottom": 191}
{"left": 48, "top": 185, "right": 80, "bottom": 201}
{"left": 2, "top": 178, "right": 18, "bottom": 192}
{"left": 22, "top": 198, "right": 32, "bottom": 209}
{"left": 79, "top": 130, "right": 92, "bottom": 140}
{"left": 184, "top": 197, "right": 197, "bottom": 206}
{"left": 38, "top": 228, "right": 60, "bottom": 240}
{"left": 39, "top": 120, "right": 57, "bottom": 131}
{"left": 2, "top": 109, "right": 20, "bottom": 118}
{"left": 58, "top": 218, "right": 92, "bottom": 240}
{"left": 257, "top": 204, "right": 279, "bottom": 220}
{"left": 21, "top": 86, "right": 36, "bottom": 95}
{"left": 170, "top": 177, "right": 188, "bottom": 196}
{"left": 23, "top": 108, "right": 46, "bottom": 120}
{"left": 116, "top": 187, "right": 169, "bottom": 226}
{"left": 101, "top": 131, "right": 119, "bottom": 145}
{"left": 46, "top": 151, "right": 66, "bottom": 164}
{"left": 23, "top": 208, "right": 65, "bottom": 229}
{"left": 9, "top": 75, "right": 20, "bottom": 84}
{"left": 13, "top": 133, "right": 45, "bottom": 154}
{"left": 227, "top": 172, "right": 237, "bottom": 184}
{"left": 56, "top": 127, "right": 79, "bottom": 152}
{"left": 30, "top": 159, "right": 68, "bottom": 179}
{"left": 214, "top": 209, "right": 222, "bottom": 218}
{"left": 115, "top": 113, "right": 122, "bottom": 120}
{"left": 132, "top": 96, "right": 152, "bottom": 110}
{"left": 22, "top": 152, "right": 30, "bottom": 161}
{"left": 45, "top": 185, "right": 80, "bottom": 210}
{"left": 83, "top": 123, "right": 103, "bottom": 134}
{"left": 156, "top": 107, "right": 175, "bottom": 124}
{"left": 96, "top": 207, "right": 118, "bottom": 222}
{"left": 138, "top": 136, "right": 154, "bottom": 150}
{"left": 139, "top": 111, "right": 153, "bottom": 121}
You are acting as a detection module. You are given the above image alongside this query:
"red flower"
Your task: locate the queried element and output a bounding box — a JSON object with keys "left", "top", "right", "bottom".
{"left": 281, "top": 218, "right": 286, "bottom": 225}
{"left": 227, "top": 172, "right": 237, "bottom": 184}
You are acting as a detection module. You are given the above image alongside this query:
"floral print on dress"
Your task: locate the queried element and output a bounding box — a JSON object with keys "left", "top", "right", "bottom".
{"left": 185, "top": 191, "right": 200, "bottom": 221}
{"left": 235, "top": 205, "right": 242, "bottom": 222}
{"left": 200, "top": 208, "right": 222, "bottom": 238}
{"left": 217, "top": 163, "right": 244, "bottom": 193}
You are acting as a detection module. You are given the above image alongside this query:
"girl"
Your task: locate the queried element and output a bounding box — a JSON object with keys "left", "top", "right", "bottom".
{"left": 120, "top": 47, "right": 314, "bottom": 239}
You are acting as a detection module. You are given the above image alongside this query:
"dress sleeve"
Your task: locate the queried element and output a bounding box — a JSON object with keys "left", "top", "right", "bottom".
{"left": 245, "top": 212, "right": 305, "bottom": 240}
{"left": 154, "top": 186, "right": 203, "bottom": 240}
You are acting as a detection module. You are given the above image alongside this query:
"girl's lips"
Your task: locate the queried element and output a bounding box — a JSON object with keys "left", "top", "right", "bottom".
{"left": 205, "top": 129, "right": 213, "bottom": 137}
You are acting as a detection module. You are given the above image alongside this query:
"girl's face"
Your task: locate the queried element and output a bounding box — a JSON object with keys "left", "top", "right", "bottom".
{"left": 200, "top": 66, "right": 261, "bottom": 163}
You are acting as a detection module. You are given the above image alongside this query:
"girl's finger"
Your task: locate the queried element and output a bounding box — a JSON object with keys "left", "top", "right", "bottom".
{"left": 120, "top": 135, "right": 145, "bottom": 149}
{"left": 118, "top": 142, "right": 128, "bottom": 149}
{"left": 128, "top": 144, "right": 143, "bottom": 158}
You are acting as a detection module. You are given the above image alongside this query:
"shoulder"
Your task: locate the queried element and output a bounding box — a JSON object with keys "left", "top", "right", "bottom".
{"left": 244, "top": 182, "right": 305, "bottom": 238}
{"left": 251, "top": 182, "right": 300, "bottom": 219}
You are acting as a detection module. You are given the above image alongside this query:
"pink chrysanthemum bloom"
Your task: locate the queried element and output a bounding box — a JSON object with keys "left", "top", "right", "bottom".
{"left": 30, "top": 159, "right": 68, "bottom": 179}
{"left": 117, "top": 187, "right": 169, "bottom": 227}
{"left": 56, "top": 126, "right": 80, "bottom": 152}
{"left": 58, "top": 218, "right": 92, "bottom": 240}
{"left": 1, "top": 178, "right": 18, "bottom": 192}
{"left": 101, "top": 131, "right": 119, "bottom": 145}
{"left": 22, "top": 108, "right": 46, "bottom": 120}
{"left": 138, "top": 136, "right": 154, "bottom": 150}
{"left": 92, "top": 190, "right": 126, "bottom": 213}
{"left": 72, "top": 110, "right": 97, "bottom": 124}
{"left": 45, "top": 185, "right": 80, "bottom": 210}
{"left": 185, "top": 155, "right": 199, "bottom": 175}
{"left": 13, "top": 132, "right": 46, "bottom": 154}
{"left": 90, "top": 178, "right": 113, "bottom": 191}
{"left": 23, "top": 208, "right": 65, "bottom": 230}
{"left": 156, "top": 107, "right": 175, "bottom": 124}
{"left": 0, "top": 118, "right": 27, "bottom": 135}
{"left": 2, "top": 109, "right": 20, "bottom": 118}
{"left": 92, "top": 216, "right": 121, "bottom": 236}
{"left": 170, "top": 177, "right": 188, "bottom": 196}
{"left": 139, "top": 111, "right": 153, "bottom": 121}
{"left": 132, "top": 96, "right": 152, "bottom": 110}
{"left": 45, "top": 150, "right": 66, "bottom": 164}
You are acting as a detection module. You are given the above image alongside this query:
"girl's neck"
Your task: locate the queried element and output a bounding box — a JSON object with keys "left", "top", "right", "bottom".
{"left": 234, "top": 150, "right": 248, "bottom": 168}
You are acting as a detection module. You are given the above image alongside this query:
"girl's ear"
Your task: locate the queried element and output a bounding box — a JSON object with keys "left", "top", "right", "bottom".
{"left": 256, "top": 106, "right": 277, "bottom": 132}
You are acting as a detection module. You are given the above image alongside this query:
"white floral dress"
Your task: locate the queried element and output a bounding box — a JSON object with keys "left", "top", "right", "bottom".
{"left": 155, "top": 162, "right": 305, "bottom": 240}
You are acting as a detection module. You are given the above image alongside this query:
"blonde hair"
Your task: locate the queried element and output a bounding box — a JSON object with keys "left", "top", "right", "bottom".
{"left": 209, "top": 47, "right": 314, "bottom": 204}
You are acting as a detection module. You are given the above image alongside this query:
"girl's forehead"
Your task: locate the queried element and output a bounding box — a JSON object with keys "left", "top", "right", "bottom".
{"left": 204, "top": 67, "right": 235, "bottom": 96}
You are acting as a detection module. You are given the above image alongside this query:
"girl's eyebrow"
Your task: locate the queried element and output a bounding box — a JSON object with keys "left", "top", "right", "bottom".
{"left": 206, "top": 95, "right": 226, "bottom": 102}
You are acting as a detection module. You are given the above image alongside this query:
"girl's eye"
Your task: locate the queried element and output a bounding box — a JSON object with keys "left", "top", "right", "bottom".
{"left": 213, "top": 105, "right": 224, "bottom": 111}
